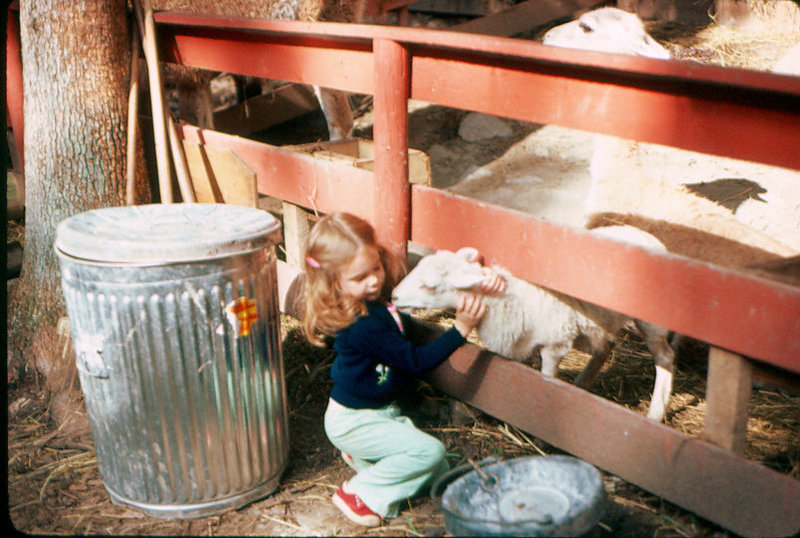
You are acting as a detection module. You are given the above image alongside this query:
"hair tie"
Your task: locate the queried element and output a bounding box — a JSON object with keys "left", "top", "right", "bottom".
{"left": 306, "top": 256, "right": 321, "bottom": 269}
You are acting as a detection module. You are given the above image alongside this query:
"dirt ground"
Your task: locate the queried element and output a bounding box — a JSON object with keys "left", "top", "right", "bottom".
{"left": 7, "top": 5, "right": 800, "bottom": 537}
{"left": 7, "top": 311, "right": 799, "bottom": 536}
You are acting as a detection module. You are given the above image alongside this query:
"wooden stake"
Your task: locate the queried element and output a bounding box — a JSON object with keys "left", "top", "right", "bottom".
{"left": 167, "top": 118, "right": 196, "bottom": 203}
{"left": 704, "top": 347, "right": 752, "bottom": 455}
{"left": 126, "top": 24, "right": 141, "bottom": 205}
{"left": 133, "top": 0, "right": 174, "bottom": 203}
{"left": 282, "top": 202, "right": 311, "bottom": 268}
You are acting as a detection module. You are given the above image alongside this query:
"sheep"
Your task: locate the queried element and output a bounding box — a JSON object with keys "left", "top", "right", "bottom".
{"left": 773, "top": 42, "right": 800, "bottom": 76}
{"left": 711, "top": 42, "right": 800, "bottom": 251}
{"left": 391, "top": 247, "right": 676, "bottom": 422}
{"left": 720, "top": 42, "right": 800, "bottom": 252}
{"left": 586, "top": 134, "right": 798, "bottom": 266}
{"left": 542, "top": 7, "right": 671, "bottom": 59}
{"left": 588, "top": 223, "right": 671, "bottom": 251}
{"left": 448, "top": 8, "right": 799, "bottom": 261}
{"left": 542, "top": 8, "right": 799, "bottom": 266}
{"left": 152, "top": 0, "right": 363, "bottom": 139}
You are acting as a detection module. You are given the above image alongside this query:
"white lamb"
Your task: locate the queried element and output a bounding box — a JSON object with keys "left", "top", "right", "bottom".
{"left": 543, "top": 7, "right": 799, "bottom": 264}
{"left": 542, "top": 6, "right": 670, "bottom": 59}
{"left": 774, "top": 42, "right": 800, "bottom": 76}
{"left": 391, "top": 247, "right": 676, "bottom": 422}
{"left": 586, "top": 134, "right": 798, "bottom": 265}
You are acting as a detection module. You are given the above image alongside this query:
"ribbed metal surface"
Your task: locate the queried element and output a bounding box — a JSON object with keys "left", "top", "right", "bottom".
{"left": 58, "top": 248, "right": 288, "bottom": 519}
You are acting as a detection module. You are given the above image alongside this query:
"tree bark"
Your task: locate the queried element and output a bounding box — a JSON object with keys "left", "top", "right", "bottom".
{"left": 9, "top": 1, "right": 147, "bottom": 429}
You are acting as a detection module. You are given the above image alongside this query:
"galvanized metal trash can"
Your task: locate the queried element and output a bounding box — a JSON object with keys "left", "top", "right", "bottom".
{"left": 55, "top": 203, "right": 289, "bottom": 519}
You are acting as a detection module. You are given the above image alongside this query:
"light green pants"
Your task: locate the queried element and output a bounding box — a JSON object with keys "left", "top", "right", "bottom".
{"left": 324, "top": 398, "right": 449, "bottom": 518}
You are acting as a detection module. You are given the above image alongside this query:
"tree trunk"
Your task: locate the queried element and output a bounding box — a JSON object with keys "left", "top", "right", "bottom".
{"left": 8, "top": 1, "right": 147, "bottom": 430}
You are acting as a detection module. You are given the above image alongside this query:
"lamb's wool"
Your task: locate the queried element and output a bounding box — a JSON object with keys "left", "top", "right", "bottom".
{"left": 474, "top": 268, "right": 605, "bottom": 363}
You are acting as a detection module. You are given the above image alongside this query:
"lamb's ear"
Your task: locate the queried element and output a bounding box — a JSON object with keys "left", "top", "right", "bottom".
{"left": 456, "top": 247, "right": 481, "bottom": 263}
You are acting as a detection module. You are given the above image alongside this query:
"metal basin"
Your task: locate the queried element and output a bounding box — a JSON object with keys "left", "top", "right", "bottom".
{"left": 432, "top": 455, "right": 606, "bottom": 536}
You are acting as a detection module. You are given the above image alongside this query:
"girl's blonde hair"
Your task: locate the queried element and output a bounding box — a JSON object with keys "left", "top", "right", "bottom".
{"left": 302, "top": 212, "right": 405, "bottom": 346}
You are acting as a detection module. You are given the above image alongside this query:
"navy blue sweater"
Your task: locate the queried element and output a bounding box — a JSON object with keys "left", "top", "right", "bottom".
{"left": 330, "top": 302, "right": 466, "bottom": 409}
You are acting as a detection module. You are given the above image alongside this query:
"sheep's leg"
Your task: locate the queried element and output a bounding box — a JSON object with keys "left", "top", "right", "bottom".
{"left": 647, "top": 365, "right": 673, "bottom": 421}
{"left": 540, "top": 344, "right": 570, "bottom": 377}
{"left": 574, "top": 339, "right": 613, "bottom": 388}
{"left": 313, "top": 86, "right": 354, "bottom": 141}
{"left": 635, "top": 320, "right": 675, "bottom": 422}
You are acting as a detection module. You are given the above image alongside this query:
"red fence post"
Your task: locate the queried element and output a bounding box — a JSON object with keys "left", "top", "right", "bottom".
{"left": 7, "top": 6, "right": 24, "bottom": 173}
{"left": 372, "top": 38, "right": 410, "bottom": 263}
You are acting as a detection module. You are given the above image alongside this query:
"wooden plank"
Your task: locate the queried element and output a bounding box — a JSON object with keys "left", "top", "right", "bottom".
{"left": 167, "top": 117, "right": 197, "bottom": 203}
{"left": 410, "top": 186, "right": 800, "bottom": 370}
{"left": 126, "top": 27, "right": 142, "bottom": 206}
{"left": 408, "top": 0, "right": 485, "bottom": 16}
{"left": 752, "top": 360, "right": 800, "bottom": 393}
{"left": 452, "top": 0, "right": 600, "bottom": 37}
{"left": 212, "top": 83, "right": 319, "bottom": 136}
{"left": 182, "top": 142, "right": 258, "bottom": 207}
{"left": 158, "top": 26, "right": 375, "bottom": 95}
{"left": 178, "top": 125, "right": 375, "bottom": 222}
{"left": 418, "top": 337, "right": 800, "bottom": 538}
{"left": 704, "top": 348, "right": 753, "bottom": 455}
{"left": 288, "top": 139, "right": 431, "bottom": 185}
{"left": 409, "top": 52, "right": 800, "bottom": 172}
{"left": 360, "top": 0, "right": 418, "bottom": 17}
{"left": 282, "top": 202, "right": 312, "bottom": 268}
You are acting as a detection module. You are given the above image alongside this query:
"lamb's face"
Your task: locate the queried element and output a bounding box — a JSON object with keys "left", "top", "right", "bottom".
{"left": 543, "top": 7, "right": 670, "bottom": 60}
{"left": 391, "top": 249, "right": 487, "bottom": 310}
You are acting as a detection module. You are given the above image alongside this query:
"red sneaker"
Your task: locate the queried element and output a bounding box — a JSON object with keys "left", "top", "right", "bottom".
{"left": 332, "top": 484, "right": 381, "bottom": 527}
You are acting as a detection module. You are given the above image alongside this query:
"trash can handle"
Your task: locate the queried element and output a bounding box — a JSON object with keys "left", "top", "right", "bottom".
{"left": 77, "top": 350, "right": 110, "bottom": 379}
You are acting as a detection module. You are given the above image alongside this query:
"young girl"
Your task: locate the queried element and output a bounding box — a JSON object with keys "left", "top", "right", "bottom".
{"left": 302, "top": 212, "right": 504, "bottom": 527}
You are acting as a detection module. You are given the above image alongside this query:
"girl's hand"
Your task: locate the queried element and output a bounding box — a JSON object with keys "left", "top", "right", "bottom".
{"left": 480, "top": 267, "right": 506, "bottom": 295}
{"left": 453, "top": 293, "right": 487, "bottom": 337}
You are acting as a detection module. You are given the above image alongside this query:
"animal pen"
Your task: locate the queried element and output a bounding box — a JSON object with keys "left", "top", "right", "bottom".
{"left": 7, "top": 3, "right": 800, "bottom": 536}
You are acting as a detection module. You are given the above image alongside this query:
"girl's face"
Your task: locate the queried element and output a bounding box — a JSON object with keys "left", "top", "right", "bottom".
{"left": 337, "top": 246, "right": 385, "bottom": 303}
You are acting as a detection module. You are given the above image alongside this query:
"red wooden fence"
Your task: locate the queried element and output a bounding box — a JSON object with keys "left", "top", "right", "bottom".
{"left": 155, "top": 13, "right": 800, "bottom": 367}
{"left": 153, "top": 14, "right": 800, "bottom": 535}
{"left": 6, "top": 7, "right": 799, "bottom": 535}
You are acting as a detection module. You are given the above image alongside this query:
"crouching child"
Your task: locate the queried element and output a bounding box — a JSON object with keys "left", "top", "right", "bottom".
{"left": 301, "top": 212, "right": 504, "bottom": 526}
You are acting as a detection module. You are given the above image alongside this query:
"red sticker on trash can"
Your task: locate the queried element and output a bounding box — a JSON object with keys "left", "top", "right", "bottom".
{"left": 226, "top": 296, "right": 258, "bottom": 337}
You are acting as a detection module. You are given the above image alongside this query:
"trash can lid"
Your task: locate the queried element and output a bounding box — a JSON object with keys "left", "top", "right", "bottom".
{"left": 55, "top": 203, "right": 282, "bottom": 263}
